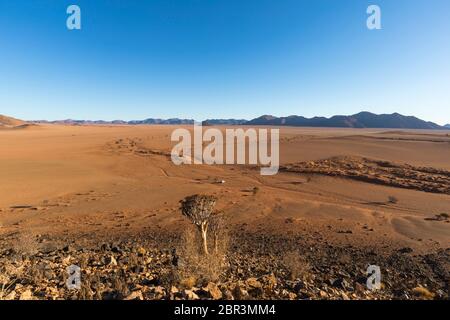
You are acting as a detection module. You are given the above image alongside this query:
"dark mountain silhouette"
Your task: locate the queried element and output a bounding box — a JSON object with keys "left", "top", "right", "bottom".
{"left": 33, "top": 118, "right": 195, "bottom": 125}
{"left": 244, "top": 112, "right": 443, "bottom": 129}
{"left": 29, "top": 112, "right": 444, "bottom": 129}
{"left": 202, "top": 119, "right": 247, "bottom": 126}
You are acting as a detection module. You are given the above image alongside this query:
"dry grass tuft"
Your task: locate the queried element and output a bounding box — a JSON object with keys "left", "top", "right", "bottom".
{"left": 282, "top": 251, "right": 312, "bottom": 281}
{"left": 175, "top": 226, "right": 228, "bottom": 285}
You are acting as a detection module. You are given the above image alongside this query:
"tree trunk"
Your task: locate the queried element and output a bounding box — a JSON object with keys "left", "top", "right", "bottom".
{"left": 201, "top": 223, "right": 209, "bottom": 255}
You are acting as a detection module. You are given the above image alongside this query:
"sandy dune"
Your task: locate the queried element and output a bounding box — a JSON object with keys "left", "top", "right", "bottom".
{"left": 0, "top": 124, "right": 448, "bottom": 253}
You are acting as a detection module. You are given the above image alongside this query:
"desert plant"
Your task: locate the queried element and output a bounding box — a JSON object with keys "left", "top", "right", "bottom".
{"left": 180, "top": 194, "right": 217, "bottom": 255}
{"left": 283, "top": 251, "right": 312, "bottom": 281}
{"left": 388, "top": 196, "right": 398, "bottom": 204}
{"left": 176, "top": 227, "right": 226, "bottom": 283}
{"left": 209, "top": 212, "right": 225, "bottom": 254}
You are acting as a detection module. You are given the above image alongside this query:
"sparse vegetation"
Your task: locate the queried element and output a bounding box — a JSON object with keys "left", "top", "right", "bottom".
{"left": 282, "top": 251, "right": 311, "bottom": 281}
{"left": 209, "top": 212, "right": 225, "bottom": 254}
{"left": 180, "top": 194, "right": 217, "bottom": 255}
{"left": 176, "top": 226, "right": 226, "bottom": 283}
{"left": 388, "top": 196, "right": 398, "bottom": 204}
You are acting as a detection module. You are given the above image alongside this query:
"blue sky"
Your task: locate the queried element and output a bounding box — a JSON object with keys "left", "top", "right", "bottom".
{"left": 0, "top": 0, "right": 449, "bottom": 124}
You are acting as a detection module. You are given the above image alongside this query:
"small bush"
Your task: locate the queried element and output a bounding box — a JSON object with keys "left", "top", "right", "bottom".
{"left": 388, "top": 196, "right": 398, "bottom": 204}
{"left": 282, "top": 251, "right": 311, "bottom": 281}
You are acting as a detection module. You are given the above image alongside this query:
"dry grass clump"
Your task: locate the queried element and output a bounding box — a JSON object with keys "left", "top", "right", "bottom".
{"left": 282, "top": 251, "right": 312, "bottom": 281}
{"left": 13, "top": 231, "right": 40, "bottom": 257}
{"left": 388, "top": 196, "right": 399, "bottom": 204}
{"left": 175, "top": 226, "right": 229, "bottom": 286}
{"left": 412, "top": 286, "right": 435, "bottom": 300}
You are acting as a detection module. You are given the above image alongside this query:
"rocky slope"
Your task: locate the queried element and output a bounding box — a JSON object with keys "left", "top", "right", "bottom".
{"left": 0, "top": 231, "right": 447, "bottom": 300}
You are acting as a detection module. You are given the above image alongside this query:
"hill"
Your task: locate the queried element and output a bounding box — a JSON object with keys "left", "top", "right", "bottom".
{"left": 245, "top": 112, "right": 443, "bottom": 129}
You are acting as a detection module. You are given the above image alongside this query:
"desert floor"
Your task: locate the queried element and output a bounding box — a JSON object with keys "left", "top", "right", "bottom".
{"left": 0, "top": 124, "right": 448, "bottom": 250}
{"left": 0, "top": 124, "right": 449, "bottom": 300}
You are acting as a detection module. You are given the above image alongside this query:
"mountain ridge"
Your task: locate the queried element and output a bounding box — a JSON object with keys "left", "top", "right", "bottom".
{"left": 22, "top": 112, "right": 449, "bottom": 129}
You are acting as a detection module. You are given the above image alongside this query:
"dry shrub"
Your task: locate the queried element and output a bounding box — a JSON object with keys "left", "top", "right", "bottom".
{"left": 13, "top": 231, "right": 40, "bottom": 257}
{"left": 388, "top": 196, "right": 399, "bottom": 204}
{"left": 412, "top": 286, "right": 435, "bottom": 300}
{"left": 283, "top": 251, "right": 312, "bottom": 281}
{"left": 175, "top": 225, "right": 229, "bottom": 285}
{"left": 77, "top": 273, "right": 103, "bottom": 300}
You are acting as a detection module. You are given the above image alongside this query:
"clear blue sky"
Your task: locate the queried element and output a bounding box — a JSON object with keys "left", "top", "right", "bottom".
{"left": 0, "top": 0, "right": 449, "bottom": 123}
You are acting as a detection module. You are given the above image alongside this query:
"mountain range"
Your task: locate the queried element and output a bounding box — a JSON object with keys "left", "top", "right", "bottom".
{"left": 205, "top": 112, "right": 447, "bottom": 129}
{"left": 5, "top": 112, "right": 450, "bottom": 129}
{"left": 241, "top": 112, "right": 444, "bottom": 129}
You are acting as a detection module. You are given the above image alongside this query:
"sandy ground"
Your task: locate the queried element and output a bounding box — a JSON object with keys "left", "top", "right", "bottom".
{"left": 0, "top": 124, "right": 449, "bottom": 252}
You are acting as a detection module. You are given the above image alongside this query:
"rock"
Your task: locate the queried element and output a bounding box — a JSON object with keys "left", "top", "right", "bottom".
{"left": 170, "top": 286, "right": 179, "bottom": 294}
{"left": 62, "top": 245, "right": 73, "bottom": 253}
{"left": 355, "top": 282, "right": 366, "bottom": 293}
{"left": 124, "top": 291, "right": 143, "bottom": 300}
{"left": 222, "top": 289, "right": 234, "bottom": 300}
{"left": 3, "top": 291, "right": 16, "bottom": 300}
{"left": 151, "top": 286, "right": 166, "bottom": 299}
{"left": 261, "top": 273, "right": 277, "bottom": 291}
{"left": 412, "top": 286, "right": 435, "bottom": 300}
{"left": 232, "top": 284, "right": 249, "bottom": 300}
{"left": 184, "top": 289, "right": 199, "bottom": 300}
{"left": 319, "top": 290, "right": 328, "bottom": 298}
{"left": 287, "top": 292, "right": 297, "bottom": 300}
{"left": 332, "top": 278, "right": 350, "bottom": 290}
{"left": 203, "top": 282, "right": 222, "bottom": 300}
{"left": 19, "top": 289, "right": 33, "bottom": 300}
{"left": 245, "top": 277, "right": 263, "bottom": 298}
{"left": 245, "top": 277, "right": 262, "bottom": 288}
{"left": 398, "top": 247, "right": 413, "bottom": 254}
{"left": 105, "top": 255, "right": 118, "bottom": 266}
{"left": 341, "top": 292, "right": 350, "bottom": 300}
{"left": 137, "top": 247, "right": 147, "bottom": 256}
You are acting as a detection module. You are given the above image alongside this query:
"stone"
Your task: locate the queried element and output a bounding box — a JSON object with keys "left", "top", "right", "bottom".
{"left": 245, "top": 277, "right": 262, "bottom": 288}
{"left": 105, "top": 255, "right": 118, "bottom": 266}
{"left": 204, "top": 282, "right": 222, "bottom": 300}
{"left": 332, "top": 278, "right": 350, "bottom": 290}
{"left": 261, "top": 273, "right": 277, "bottom": 291}
{"left": 124, "top": 291, "right": 143, "bottom": 300}
{"left": 184, "top": 289, "right": 199, "bottom": 300}
{"left": 341, "top": 292, "right": 350, "bottom": 300}
{"left": 232, "top": 284, "right": 249, "bottom": 300}
{"left": 19, "top": 289, "right": 33, "bottom": 300}
{"left": 137, "top": 247, "right": 147, "bottom": 256}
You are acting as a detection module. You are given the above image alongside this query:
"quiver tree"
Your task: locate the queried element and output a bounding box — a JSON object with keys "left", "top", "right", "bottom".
{"left": 180, "top": 194, "right": 217, "bottom": 255}
{"left": 209, "top": 212, "right": 224, "bottom": 254}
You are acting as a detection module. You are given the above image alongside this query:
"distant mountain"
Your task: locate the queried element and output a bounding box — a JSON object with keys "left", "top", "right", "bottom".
{"left": 128, "top": 118, "right": 194, "bottom": 125}
{"left": 0, "top": 114, "right": 33, "bottom": 129}
{"left": 0, "top": 114, "right": 26, "bottom": 126}
{"left": 202, "top": 119, "right": 248, "bottom": 126}
{"left": 33, "top": 118, "right": 195, "bottom": 125}
{"left": 245, "top": 112, "right": 443, "bottom": 129}
{"left": 28, "top": 112, "right": 445, "bottom": 129}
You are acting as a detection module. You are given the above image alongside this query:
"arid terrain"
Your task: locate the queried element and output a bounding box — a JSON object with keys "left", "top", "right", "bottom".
{"left": 0, "top": 123, "right": 449, "bottom": 300}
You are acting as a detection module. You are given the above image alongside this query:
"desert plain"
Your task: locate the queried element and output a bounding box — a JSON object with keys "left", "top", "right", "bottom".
{"left": 0, "top": 122, "right": 449, "bottom": 300}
